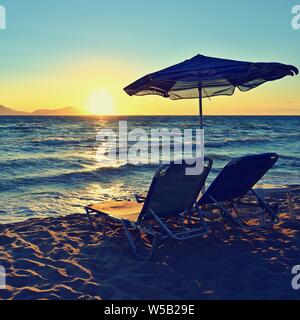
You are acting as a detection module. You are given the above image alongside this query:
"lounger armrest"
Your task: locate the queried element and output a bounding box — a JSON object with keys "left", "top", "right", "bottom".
{"left": 135, "top": 192, "right": 148, "bottom": 203}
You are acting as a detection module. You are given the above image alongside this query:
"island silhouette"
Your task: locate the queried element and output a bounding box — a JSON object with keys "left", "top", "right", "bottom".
{"left": 0, "top": 105, "right": 85, "bottom": 116}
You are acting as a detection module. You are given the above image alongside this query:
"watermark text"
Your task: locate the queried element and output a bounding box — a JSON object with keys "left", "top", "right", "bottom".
{"left": 292, "top": 265, "right": 300, "bottom": 290}
{"left": 0, "top": 5, "right": 6, "bottom": 30}
{"left": 96, "top": 121, "right": 205, "bottom": 175}
{"left": 0, "top": 265, "right": 6, "bottom": 289}
{"left": 292, "top": 5, "right": 300, "bottom": 30}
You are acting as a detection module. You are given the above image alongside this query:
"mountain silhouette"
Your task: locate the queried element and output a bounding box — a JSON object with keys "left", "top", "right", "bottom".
{"left": 0, "top": 105, "right": 85, "bottom": 116}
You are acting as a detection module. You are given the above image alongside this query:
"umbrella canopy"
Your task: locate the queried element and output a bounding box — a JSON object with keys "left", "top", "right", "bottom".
{"left": 124, "top": 54, "right": 298, "bottom": 127}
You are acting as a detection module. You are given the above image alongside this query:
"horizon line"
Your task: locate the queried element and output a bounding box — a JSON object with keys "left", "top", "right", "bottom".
{"left": 0, "top": 114, "right": 299, "bottom": 117}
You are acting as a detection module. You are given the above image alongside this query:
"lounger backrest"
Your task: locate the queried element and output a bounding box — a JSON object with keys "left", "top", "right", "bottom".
{"left": 139, "top": 158, "right": 213, "bottom": 221}
{"left": 198, "top": 153, "right": 278, "bottom": 206}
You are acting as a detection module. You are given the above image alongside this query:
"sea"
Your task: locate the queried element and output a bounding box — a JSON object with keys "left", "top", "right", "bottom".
{"left": 0, "top": 116, "right": 299, "bottom": 223}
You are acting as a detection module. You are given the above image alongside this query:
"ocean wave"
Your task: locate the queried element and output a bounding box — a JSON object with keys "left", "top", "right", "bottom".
{"left": 0, "top": 157, "right": 87, "bottom": 171}
{"left": 224, "top": 137, "right": 271, "bottom": 144}
{"left": 0, "top": 162, "right": 158, "bottom": 191}
{"left": 205, "top": 137, "right": 272, "bottom": 148}
{"left": 205, "top": 141, "right": 225, "bottom": 148}
{"left": 279, "top": 154, "right": 300, "bottom": 161}
{"left": 278, "top": 159, "right": 300, "bottom": 170}
{"left": 205, "top": 153, "right": 232, "bottom": 161}
{"left": 30, "top": 137, "right": 96, "bottom": 147}
{"left": 0, "top": 123, "right": 49, "bottom": 131}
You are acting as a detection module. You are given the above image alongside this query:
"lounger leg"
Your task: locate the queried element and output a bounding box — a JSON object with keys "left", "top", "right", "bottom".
{"left": 121, "top": 220, "right": 142, "bottom": 258}
{"left": 121, "top": 220, "right": 158, "bottom": 261}
{"left": 186, "top": 210, "right": 192, "bottom": 228}
{"left": 219, "top": 204, "right": 242, "bottom": 228}
{"left": 149, "top": 235, "right": 159, "bottom": 261}
{"left": 179, "top": 213, "right": 187, "bottom": 229}
{"left": 251, "top": 190, "right": 280, "bottom": 225}
{"left": 102, "top": 216, "right": 108, "bottom": 238}
{"left": 85, "top": 208, "right": 95, "bottom": 229}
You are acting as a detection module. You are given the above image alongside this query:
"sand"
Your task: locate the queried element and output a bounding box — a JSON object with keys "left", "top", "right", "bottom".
{"left": 0, "top": 186, "right": 300, "bottom": 300}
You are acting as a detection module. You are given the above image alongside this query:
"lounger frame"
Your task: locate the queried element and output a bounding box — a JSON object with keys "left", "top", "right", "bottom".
{"left": 200, "top": 189, "right": 279, "bottom": 230}
{"left": 85, "top": 205, "right": 208, "bottom": 260}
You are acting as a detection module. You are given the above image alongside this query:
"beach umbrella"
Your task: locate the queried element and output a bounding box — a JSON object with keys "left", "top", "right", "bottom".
{"left": 124, "top": 54, "right": 298, "bottom": 128}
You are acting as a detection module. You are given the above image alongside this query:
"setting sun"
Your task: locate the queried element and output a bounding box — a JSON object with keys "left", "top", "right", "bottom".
{"left": 87, "top": 90, "right": 115, "bottom": 115}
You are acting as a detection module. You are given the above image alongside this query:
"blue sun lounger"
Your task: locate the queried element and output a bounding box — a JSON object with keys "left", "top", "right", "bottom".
{"left": 197, "top": 153, "right": 280, "bottom": 230}
{"left": 85, "top": 158, "right": 213, "bottom": 259}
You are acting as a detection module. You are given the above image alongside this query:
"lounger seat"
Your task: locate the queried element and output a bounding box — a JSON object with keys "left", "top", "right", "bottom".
{"left": 86, "top": 201, "right": 143, "bottom": 222}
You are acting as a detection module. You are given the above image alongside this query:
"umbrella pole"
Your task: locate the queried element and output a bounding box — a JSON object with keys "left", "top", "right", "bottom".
{"left": 198, "top": 86, "right": 205, "bottom": 191}
{"left": 198, "top": 87, "right": 203, "bottom": 129}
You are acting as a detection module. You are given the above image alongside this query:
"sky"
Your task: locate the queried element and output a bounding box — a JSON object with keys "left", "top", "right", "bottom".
{"left": 0, "top": 0, "right": 299, "bottom": 115}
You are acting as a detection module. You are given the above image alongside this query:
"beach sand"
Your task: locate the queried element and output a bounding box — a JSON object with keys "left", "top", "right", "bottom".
{"left": 0, "top": 186, "right": 300, "bottom": 300}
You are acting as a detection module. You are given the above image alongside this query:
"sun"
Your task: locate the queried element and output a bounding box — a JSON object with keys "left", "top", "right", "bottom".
{"left": 87, "top": 90, "right": 115, "bottom": 115}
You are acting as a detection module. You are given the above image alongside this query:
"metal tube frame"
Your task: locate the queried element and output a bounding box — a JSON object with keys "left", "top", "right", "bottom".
{"left": 85, "top": 205, "right": 209, "bottom": 260}
{"left": 198, "top": 189, "right": 279, "bottom": 231}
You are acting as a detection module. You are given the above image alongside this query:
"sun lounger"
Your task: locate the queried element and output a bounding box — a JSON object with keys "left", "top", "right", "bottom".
{"left": 197, "top": 153, "right": 280, "bottom": 230}
{"left": 85, "top": 158, "right": 212, "bottom": 259}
